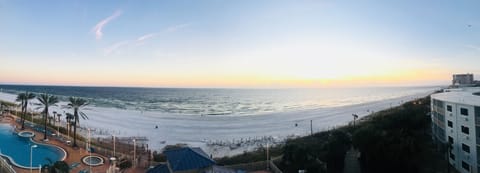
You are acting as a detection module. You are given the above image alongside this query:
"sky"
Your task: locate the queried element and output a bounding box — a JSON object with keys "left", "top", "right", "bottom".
{"left": 0, "top": 0, "right": 479, "bottom": 88}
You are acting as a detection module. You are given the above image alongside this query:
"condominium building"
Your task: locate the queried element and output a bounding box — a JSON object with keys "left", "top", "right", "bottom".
{"left": 431, "top": 87, "right": 480, "bottom": 173}
{"left": 453, "top": 74, "right": 475, "bottom": 86}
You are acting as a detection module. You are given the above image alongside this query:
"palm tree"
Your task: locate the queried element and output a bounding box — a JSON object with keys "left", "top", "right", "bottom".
{"left": 52, "top": 111, "right": 57, "bottom": 126}
{"left": 65, "top": 113, "right": 73, "bottom": 135}
{"left": 56, "top": 113, "right": 62, "bottom": 124}
{"left": 66, "top": 97, "right": 89, "bottom": 147}
{"left": 16, "top": 92, "right": 36, "bottom": 129}
{"left": 15, "top": 93, "right": 25, "bottom": 118}
{"left": 48, "top": 116, "right": 54, "bottom": 126}
{"left": 37, "top": 93, "right": 59, "bottom": 141}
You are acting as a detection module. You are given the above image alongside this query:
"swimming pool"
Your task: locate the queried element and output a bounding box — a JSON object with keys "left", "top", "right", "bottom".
{"left": 82, "top": 155, "right": 104, "bottom": 166}
{"left": 0, "top": 124, "right": 66, "bottom": 169}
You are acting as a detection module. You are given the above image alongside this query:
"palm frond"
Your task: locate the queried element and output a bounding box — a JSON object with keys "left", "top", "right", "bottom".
{"left": 45, "top": 158, "right": 53, "bottom": 164}
{"left": 66, "top": 113, "right": 74, "bottom": 119}
{"left": 79, "top": 111, "right": 89, "bottom": 120}
{"left": 26, "top": 92, "right": 35, "bottom": 99}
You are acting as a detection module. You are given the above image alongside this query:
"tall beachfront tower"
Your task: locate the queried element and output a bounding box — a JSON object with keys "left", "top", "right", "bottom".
{"left": 431, "top": 88, "right": 480, "bottom": 173}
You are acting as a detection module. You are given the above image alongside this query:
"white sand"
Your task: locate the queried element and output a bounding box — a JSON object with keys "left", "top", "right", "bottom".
{"left": 0, "top": 90, "right": 434, "bottom": 157}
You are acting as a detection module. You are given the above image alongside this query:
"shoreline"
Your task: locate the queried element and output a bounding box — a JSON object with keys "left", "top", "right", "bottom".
{"left": 0, "top": 90, "right": 436, "bottom": 157}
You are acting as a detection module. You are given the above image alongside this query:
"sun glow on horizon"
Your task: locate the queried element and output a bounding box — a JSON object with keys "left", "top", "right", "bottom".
{"left": 1, "top": 1, "right": 478, "bottom": 88}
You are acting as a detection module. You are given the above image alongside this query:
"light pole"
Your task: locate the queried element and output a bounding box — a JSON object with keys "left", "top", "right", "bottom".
{"left": 352, "top": 114, "right": 358, "bottom": 128}
{"left": 15, "top": 105, "right": 19, "bottom": 125}
{"left": 266, "top": 141, "right": 270, "bottom": 170}
{"left": 30, "top": 106, "right": 33, "bottom": 123}
{"left": 89, "top": 128, "right": 92, "bottom": 173}
{"left": 30, "top": 144, "right": 37, "bottom": 173}
{"left": 133, "top": 138, "right": 136, "bottom": 168}
{"left": 110, "top": 157, "right": 117, "bottom": 173}
{"left": 67, "top": 122, "right": 70, "bottom": 138}
{"left": 113, "top": 135, "right": 116, "bottom": 157}
{"left": 52, "top": 111, "right": 57, "bottom": 126}
{"left": 310, "top": 120, "right": 313, "bottom": 135}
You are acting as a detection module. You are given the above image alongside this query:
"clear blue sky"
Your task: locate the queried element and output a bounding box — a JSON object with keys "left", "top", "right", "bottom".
{"left": 1, "top": 0, "right": 479, "bottom": 87}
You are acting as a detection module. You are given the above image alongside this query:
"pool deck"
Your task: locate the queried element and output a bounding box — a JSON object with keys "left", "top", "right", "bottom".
{"left": 1, "top": 114, "right": 146, "bottom": 173}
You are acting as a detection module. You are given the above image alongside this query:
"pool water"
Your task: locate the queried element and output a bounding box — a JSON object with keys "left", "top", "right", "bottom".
{"left": 0, "top": 124, "right": 65, "bottom": 169}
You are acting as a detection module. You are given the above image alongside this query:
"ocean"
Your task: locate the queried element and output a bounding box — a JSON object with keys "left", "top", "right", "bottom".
{"left": 0, "top": 84, "right": 439, "bottom": 155}
{"left": 0, "top": 85, "right": 438, "bottom": 116}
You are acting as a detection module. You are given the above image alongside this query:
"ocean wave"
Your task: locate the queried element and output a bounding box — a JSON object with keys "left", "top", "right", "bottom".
{"left": 0, "top": 85, "right": 439, "bottom": 116}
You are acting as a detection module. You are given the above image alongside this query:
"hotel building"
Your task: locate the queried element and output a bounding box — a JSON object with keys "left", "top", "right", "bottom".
{"left": 453, "top": 74, "right": 475, "bottom": 86}
{"left": 431, "top": 87, "right": 480, "bottom": 173}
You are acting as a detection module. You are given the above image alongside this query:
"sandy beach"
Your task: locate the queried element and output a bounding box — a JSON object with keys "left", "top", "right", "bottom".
{"left": 0, "top": 90, "right": 434, "bottom": 157}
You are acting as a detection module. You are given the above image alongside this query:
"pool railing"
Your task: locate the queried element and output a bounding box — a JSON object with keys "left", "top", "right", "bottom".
{"left": 0, "top": 155, "right": 16, "bottom": 173}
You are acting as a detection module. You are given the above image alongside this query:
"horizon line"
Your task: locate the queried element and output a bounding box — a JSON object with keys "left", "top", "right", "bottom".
{"left": 0, "top": 82, "right": 446, "bottom": 90}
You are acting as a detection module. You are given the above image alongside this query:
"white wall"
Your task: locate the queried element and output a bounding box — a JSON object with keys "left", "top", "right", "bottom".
{"left": 449, "top": 101, "right": 477, "bottom": 173}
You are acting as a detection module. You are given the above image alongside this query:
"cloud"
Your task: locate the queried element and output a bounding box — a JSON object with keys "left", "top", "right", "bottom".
{"left": 165, "top": 23, "right": 191, "bottom": 32}
{"left": 92, "top": 10, "right": 122, "bottom": 40}
{"left": 466, "top": 44, "right": 480, "bottom": 51}
{"left": 103, "top": 23, "right": 191, "bottom": 55}
{"left": 135, "top": 23, "right": 191, "bottom": 43}
{"left": 136, "top": 33, "right": 158, "bottom": 42}
{"left": 104, "top": 40, "right": 130, "bottom": 55}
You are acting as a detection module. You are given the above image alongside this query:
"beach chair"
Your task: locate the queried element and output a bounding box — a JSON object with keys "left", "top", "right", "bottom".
{"left": 57, "top": 137, "right": 66, "bottom": 143}
{"left": 69, "top": 162, "right": 80, "bottom": 170}
{"left": 78, "top": 169, "right": 89, "bottom": 173}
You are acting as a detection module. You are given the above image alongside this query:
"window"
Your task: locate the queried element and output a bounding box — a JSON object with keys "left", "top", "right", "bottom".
{"left": 462, "top": 143, "right": 470, "bottom": 153}
{"left": 477, "top": 127, "right": 480, "bottom": 143}
{"left": 461, "top": 108, "right": 469, "bottom": 116}
{"left": 450, "top": 152, "right": 455, "bottom": 160}
{"left": 447, "top": 105, "right": 452, "bottom": 112}
{"left": 438, "top": 113, "right": 445, "bottom": 122}
{"left": 462, "top": 126, "right": 470, "bottom": 134}
{"left": 448, "top": 136, "right": 454, "bottom": 144}
{"left": 448, "top": 121, "right": 453, "bottom": 128}
{"left": 475, "top": 106, "right": 480, "bottom": 119}
{"left": 477, "top": 146, "right": 480, "bottom": 164}
{"left": 434, "top": 99, "right": 444, "bottom": 107}
{"left": 462, "top": 161, "right": 470, "bottom": 171}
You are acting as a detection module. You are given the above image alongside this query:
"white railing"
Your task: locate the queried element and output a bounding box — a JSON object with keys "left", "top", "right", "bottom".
{"left": 269, "top": 160, "right": 283, "bottom": 173}
{"left": 0, "top": 156, "right": 16, "bottom": 173}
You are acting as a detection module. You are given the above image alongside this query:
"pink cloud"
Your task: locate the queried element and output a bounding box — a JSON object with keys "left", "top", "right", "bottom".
{"left": 92, "top": 10, "right": 122, "bottom": 40}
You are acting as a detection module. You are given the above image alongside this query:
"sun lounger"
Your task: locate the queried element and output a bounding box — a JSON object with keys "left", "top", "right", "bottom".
{"left": 78, "top": 169, "right": 89, "bottom": 173}
{"left": 69, "top": 162, "right": 80, "bottom": 170}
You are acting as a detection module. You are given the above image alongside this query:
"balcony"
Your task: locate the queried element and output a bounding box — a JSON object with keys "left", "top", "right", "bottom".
{"left": 476, "top": 118, "right": 480, "bottom": 126}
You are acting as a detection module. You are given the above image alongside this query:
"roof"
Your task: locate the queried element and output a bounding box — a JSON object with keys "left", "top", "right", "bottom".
{"left": 147, "top": 164, "right": 170, "bottom": 173}
{"left": 164, "top": 147, "right": 216, "bottom": 172}
{"left": 432, "top": 88, "right": 480, "bottom": 106}
{"left": 204, "top": 165, "right": 239, "bottom": 173}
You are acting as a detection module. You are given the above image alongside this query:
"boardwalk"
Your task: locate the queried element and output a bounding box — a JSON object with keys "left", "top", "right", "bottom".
{"left": 343, "top": 147, "right": 361, "bottom": 173}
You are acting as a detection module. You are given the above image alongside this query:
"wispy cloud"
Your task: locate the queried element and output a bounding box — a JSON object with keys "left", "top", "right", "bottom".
{"left": 92, "top": 10, "right": 122, "bottom": 40}
{"left": 135, "top": 23, "right": 191, "bottom": 43}
{"left": 103, "top": 23, "right": 191, "bottom": 55}
{"left": 136, "top": 33, "right": 158, "bottom": 42}
{"left": 165, "top": 23, "right": 191, "bottom": 32}
{"left": 104, "top": 40, "right": 129, "bottom": 55}
{"left": 466, "top": 44, "right": 480, "bottom": 51}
